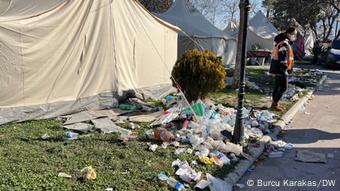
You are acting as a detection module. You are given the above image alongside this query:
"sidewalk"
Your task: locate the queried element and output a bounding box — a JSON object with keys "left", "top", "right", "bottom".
{"left": 235, "top": 69, "right": 340, "bottom": 191}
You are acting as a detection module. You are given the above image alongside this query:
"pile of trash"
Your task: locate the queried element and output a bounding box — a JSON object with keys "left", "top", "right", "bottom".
{"left": 145, "top": 94, "right": 278, "bottom": 190}
{"left": 289, "top": 69, "right": 323, "bottom": 88}
{"left": 282, "top": 84, "right": 305, "bottom": 101}
{"left": 54, "top": 92, "right": 279, "bottom": 190}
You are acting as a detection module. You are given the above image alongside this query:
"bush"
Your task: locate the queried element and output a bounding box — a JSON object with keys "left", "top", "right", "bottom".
{"left": 171, "top": 49, "right": 226, "bottom": 103}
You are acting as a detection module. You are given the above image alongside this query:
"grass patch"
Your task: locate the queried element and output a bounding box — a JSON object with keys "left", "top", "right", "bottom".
{"left": 208, "top": 88, "right": 269, "bottom": 109}
{"left": 0, "top": 120, "right": 235, "bottom": 190}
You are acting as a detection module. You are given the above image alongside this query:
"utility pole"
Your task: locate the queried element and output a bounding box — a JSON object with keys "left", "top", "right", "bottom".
{"left": 232, "top": 0, "right": 250, "bottom": 144}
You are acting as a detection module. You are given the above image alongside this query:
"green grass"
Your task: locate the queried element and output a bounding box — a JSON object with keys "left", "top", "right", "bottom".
{"left": 0, "top": 120, "right": 235, "bottom": 191}
{"left": 208, "top": 88, "right": 270, "bottom": 109}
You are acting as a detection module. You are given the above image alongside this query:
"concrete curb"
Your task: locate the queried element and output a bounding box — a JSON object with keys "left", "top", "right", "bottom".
{"left": 224, "top": 74, "right": 328, "bottom": 188}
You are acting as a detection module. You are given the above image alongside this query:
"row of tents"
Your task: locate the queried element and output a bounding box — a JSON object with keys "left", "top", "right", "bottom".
{"left": 0, "top": 0, "right": 316, "bottom": 124}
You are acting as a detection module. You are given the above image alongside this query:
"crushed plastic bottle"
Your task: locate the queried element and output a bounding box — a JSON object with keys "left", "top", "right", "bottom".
{"left": 158, "top": 171, "right": 169, "bottom": 181}
{"left": 65, "top": 131, "right": 79, "bottom": 140}
{"left": 166, "top": 177, "right": 186, "bottom": 191}
{"left": 153, "top": 127, "right": 175, "bottom": 142}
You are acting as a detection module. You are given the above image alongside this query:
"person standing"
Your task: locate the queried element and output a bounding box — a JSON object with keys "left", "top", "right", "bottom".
{"left": 269, "top": 27, "right": 297, "bottom": 111}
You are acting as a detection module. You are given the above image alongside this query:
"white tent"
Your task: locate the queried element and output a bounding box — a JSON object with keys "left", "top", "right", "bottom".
{"left": 157, "top": 0, "right": 237, "bottom": 66}
{"left": 247, "top": 11, "right": 278, "bottom": 50}
{"left": 0, "top": 0, "right": 179, "bottom": 124}
{"left": 304, "top": 30, "right": 316, "bottom": 56}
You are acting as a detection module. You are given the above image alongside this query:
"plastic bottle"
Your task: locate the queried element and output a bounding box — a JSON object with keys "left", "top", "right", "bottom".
{"left": 153, "top": 127, "right": 175, "bottom": 142}
{"left": 119, "top": 103, "right": 136, "bottom": 111}
{"left": 65, "top": 131, "right": 79, "bottom": 139}
{"left": 158, "top": 172, "right": 169, "bottom": 181}
{"left": 209, "top": 111, "right": 218, "bottom": 119}
{"left": 166, "top": 177, "right": 186, "bottom": 191}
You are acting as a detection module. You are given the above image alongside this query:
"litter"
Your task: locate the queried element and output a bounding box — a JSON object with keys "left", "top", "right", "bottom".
{"left": 194, "top": 179, "right": 211, "bottom": 189}
{"left": 166, "top": 177, "right": 186, "bottom": 191}
{"left": 188, "top": 134, "right": 204, "bottom": 148}
{"left": 270, "top": 140, "right": 287, "bottom": 148}
{"left": 186, "top": 148, "right": 193, "bottom": 154}
{"left": 295, "top": 150, "right": 327, "bottom": 163}
{"left": 161, "top": 142, "right": 169, "bottom": 149}
{"left": 153, "top": 127, "right": 175, "bottom": 142}
{"left": 229, "top": 153, "right": 239, "bottom": 162}
{"left": 149, "top": 144, "right": 158, "bottom": 152}
{"left": 41, "top": 133, "right": 50, "bottom": 140}
{"left": 64, "top": 131, "right": 79, "bottom": 140}
{"left": 191, "top": 160, "right": 198, "bottom": 166}
{"left": 255, "top": 110, "right": 276, "bottom": 123}
{"left": 245, "top": 126, "right": 263, "bottom": 139}
{"left": 81, "top": 166, "right": 96, "bottom": 180}
{"left": 128, "top": 122, "right": 138, "bottom": 130}
{"left": 173, "top": 160, "right": 201, "bottom": 183}
{"left": 104, "top": 188, "right": 113, "bottom": 191}
{"left": 170, "top": 141, "right": 180, "bottom": 147}
{"left": 172, "top": 159, "right": 182, "bottom": 167}
{"left": 207, "top": 173, "right": 232, "bottom": 191}
{"left": 285, "top": 143, "right": 294, "bottom": 150}
{"left": 175, "top": 148, "right": 186, "bottom": 155}
{"left": 200, "top": 156, "right": 215, "bottom": 165}
{"left": 189, "top": 100, "right": 206, "bottom": 116}
{"left": 251, "top": 120, "right": 259, "bottom": 127}
{"left": 58, "top": 172, "right": 72, "bottom": 178}
{"left": 194, "top": 145, "right": 210, "bottom": 158}
{"left": 163, "top": 95, "right": 177, "bottom": 108}
{"left": 211, "top": 151, "right": 230, "bottom": 165}
{"left": 158, "top": 171, "right": 169, "bottom": 181}
{"left": 119, "top": 103, "right": 136, "bottom": 111}
{"left": 204, "top": 137, "right": 243, "bottom": 156}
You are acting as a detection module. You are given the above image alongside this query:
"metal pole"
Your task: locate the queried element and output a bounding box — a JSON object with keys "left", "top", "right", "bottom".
{"left": 232, "top": 0, "right": 250, "bottom": 144}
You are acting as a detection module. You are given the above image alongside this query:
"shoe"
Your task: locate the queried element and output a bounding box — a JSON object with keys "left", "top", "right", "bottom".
{"left": 277, "top": 102, "right": 285, "bottom": 110}
{"left": 270, "top": 102, "right": 283, "bottom": 112}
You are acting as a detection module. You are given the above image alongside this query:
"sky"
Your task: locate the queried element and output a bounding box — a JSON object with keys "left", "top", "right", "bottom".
{"left": 192, "top": 0, "right": 267, "bottom": 30}
{"left": 191, "top": 0, "right": 338, "bottom": 39}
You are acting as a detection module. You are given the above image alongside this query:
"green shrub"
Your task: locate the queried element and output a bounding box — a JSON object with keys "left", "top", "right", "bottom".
{"left": 171, "top": 49, "right": 226, "bottom": 103}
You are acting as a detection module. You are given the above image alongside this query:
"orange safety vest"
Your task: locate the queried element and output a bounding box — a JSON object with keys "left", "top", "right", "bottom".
{"left": 271, "top": 40, "right": 294, "bottom": 70}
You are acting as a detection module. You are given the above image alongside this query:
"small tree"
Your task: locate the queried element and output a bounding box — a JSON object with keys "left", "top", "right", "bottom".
{"left": 171, "top": 49, "right": 226, "bottom": 103}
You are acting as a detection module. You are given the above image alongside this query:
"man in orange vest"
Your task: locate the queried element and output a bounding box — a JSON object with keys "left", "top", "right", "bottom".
{"left": 269, "top": 27, "right": 297, "bottom": 111}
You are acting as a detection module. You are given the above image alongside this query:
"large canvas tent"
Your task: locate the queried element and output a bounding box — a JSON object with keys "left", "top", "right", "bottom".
{"left": 247, "top": 11, "right": 278, "bottom": 50}
{"left": 223, "top": 11, "right": 278, "bottom": 51}
{"left": 0, "top": 0, "right": 179, "bottom": 124}
{"left": 157, "top": 0, "right": 237, "bottom": 66}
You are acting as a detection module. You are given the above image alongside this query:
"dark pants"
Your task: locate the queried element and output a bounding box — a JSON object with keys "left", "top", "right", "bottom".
{"left": 272, "top": 75, "right": 288, "bottom": 102}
